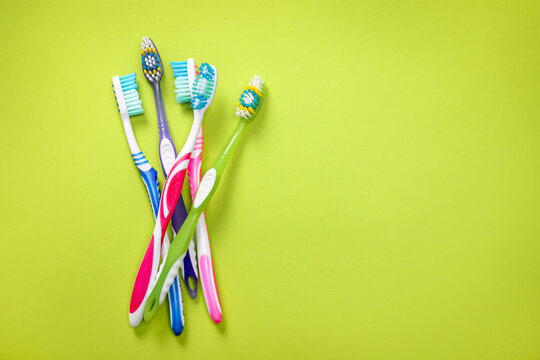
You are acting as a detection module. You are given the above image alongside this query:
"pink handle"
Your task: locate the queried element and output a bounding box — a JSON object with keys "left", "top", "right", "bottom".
{"left": 129, "top": 236, "right": 157, "bottom": 314}
{"left": 187, "top": 131, "right": 223, "bottom": 323}
{"left": 188, "top": 133, "right": 204, "bottom": 200}
{"left": 200, "top": 253, "right": 222, "bottom": 323}
{"left": 129, "top": 152, "right": 191, "bottom": 322}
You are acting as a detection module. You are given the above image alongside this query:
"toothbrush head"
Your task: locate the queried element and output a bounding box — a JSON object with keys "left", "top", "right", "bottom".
{"left": 190, "top": 63, "right": 217, "bottom": 111}
{"left": 141, "top": 36, "right": 162, "bottom": 84}
{"left": 171, "top": 59, "right": 199, "bottom": 104}
{"left": 236, "top": 75, "right": 265, "bottom": 121}
{"left": 112, "top": 72, "right": 144, "bottom": 116}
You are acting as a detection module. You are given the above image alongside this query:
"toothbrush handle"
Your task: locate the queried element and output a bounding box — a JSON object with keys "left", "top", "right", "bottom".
{"left": 145, "top": 165, "right": 224, "bottom": 320}
{"left": 160, "top": 226, "right": 184, "bottom": 335}
{"left": 188, "top": 131, "right": 222, "bottom": 323}
{"left": 155, "top": 82, "right": 199, "bottom": 299}
{"left": 153, "top": 84, "right": 170, "bottom": 142}
{"left": 145, "top": 120, "right": 247, "bottom": 321}
{"left": 148, "top": 83, "right": 185, "bottom": 335}
{"left": 159, "top": 136, "right": 199, "bottom": 300}
{"left": 145, "top": 209, "right": 203, "bottom": 320}
{"left": 140, "top": 168, "right": 184, "bottom": 334}
{"left": 128, "top": 166, "right": 184, "bottom": 334}
{"left": 169, "top": 191, "right": 199, "bottom": 300}
{"left": 138, "top": 167, "right": 160, "bottom": 214}
{"left": 130, "top": 152, "right": 192, "bottom": 320}
{"left": 196, "top": 214, "right": 222, "bottom": 323}
{"left": 159, "top": 136, "right": 199, "bottom": 299}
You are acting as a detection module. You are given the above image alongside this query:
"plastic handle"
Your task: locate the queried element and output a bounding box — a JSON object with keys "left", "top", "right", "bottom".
{"left": 169, "top": 165, "right": 198, "bottom": 300}
{"left": 155, "top": 81, "right": 199, "bottom": 300}
{"left": 143, "top": 108, "right": 207, "bottom": 320}
{"left": 128, "top": 163, "right": 160, "bottom": 327}
{"left": 196, "top": 214, "right": 222, "bottom": 323}
{"left": 160, "top": 220, "right": 184, "bottom": 335}
{"left": 153, "top": 84, "right": 170, "bottom": 148}
{"left": 141, "top": 164, "right": 185, "bottom": 334}
{"left": 145, "top": 208, "right": 203, "bottom": 320}
{"left": 128, "top": 166, "right": 184, "bottom": 333}
{"left": 145, "top": 166, "right": 224, "bottom": 320}
{"left": 130, "top": 151, "right": 192, "bottom": 321}
{"left": 188, "top": 130, "right": 222, "bottom": 322}
{"left": 139, "top": 167, "right": 160, "bottom": 215}
{"left": 168, "top": 194, "right": 198, "bottom": 300}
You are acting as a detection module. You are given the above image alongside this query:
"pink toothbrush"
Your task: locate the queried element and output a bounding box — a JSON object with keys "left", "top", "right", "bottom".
{"left": 188, "top": 129, "right": 222, "bottom": 323}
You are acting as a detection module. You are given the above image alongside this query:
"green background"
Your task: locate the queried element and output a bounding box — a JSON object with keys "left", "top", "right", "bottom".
{"left": 1, "top": 0, "right": 539, "bottom": 358}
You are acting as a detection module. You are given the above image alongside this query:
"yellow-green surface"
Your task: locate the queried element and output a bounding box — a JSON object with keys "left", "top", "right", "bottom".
{"left": 0, "top": 0, "right": 539, "bottom": 358}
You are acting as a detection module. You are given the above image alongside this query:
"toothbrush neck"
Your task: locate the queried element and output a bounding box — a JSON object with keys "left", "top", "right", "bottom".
{"left": 215, "top": 120, "right": 248, "bottom": 172}
{"left": 177, "top": 110, "right": 204, "bottom": 160}
{"left": 121, "top": 115, "right": 142, "bottom": 155}
{"left": 152, "top": 83, "right": 170, "bottom": 138}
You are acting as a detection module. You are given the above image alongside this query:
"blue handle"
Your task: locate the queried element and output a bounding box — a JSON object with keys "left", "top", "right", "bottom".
{"left": 138, "top": 167, "right": 160, "bottom": 216}
{"left": 168, "top": 275, "right": 184, "bottom": 335}
{"left": 138, "top": 166, "right": 185, "bottom": 334}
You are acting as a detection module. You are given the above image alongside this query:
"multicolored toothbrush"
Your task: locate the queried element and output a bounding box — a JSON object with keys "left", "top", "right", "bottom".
{"left": 144, "top": 75, "right": 266, "bottom": 321}
{"left": 172, "top": 59, "right": 222, "bottom": 323}
{"left": 128, "top": 62, "right": 218, "bottom": 320}
{"left": 111, "top": 72, "right": 184, "bottom": 334}
{"left": 142, "top": 38, "right": 199, "bottom": 300}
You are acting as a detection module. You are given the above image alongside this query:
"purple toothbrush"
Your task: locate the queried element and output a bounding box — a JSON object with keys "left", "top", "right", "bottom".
{"left": 141, "top": 36, "right": 199, "bottom": 299}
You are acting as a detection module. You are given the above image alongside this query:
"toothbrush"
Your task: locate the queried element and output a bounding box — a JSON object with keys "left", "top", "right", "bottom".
{"left": 133, "top": 36, "right": 186, "bottom": 335}
{"left": 111, "top": 73, "right": 184, "bottom": 334}
{"left": 170, "top": 58, "right": 201, "bottom": 299}
{"left": 190, "top": 129, "right": 222, "bottom": 323}
{"left": 142, "top": 39, "right": 199, "bottom": 299}
{"left": 128, "top": 62, "right": 218, "bottom": 320}
{"left": 172, "top": 59, "right": 222, "bottom": 323}
{"left": 140, "top": 38, "right": 199, "bottom": 300}
{"left": 144, "top": 75, "right": 266, "bottom": 321}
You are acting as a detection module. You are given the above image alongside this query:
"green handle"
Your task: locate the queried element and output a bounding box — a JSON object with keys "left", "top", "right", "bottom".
{"left": 144, "top": 119, "right": 249, "bottom": 321}
{"left": 144, "top": 208, "right": 200, "bottom": 320}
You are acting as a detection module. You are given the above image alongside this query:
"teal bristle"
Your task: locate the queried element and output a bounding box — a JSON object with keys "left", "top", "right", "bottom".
{"left": 171, "top": 61, "right": 190, "bottom": 104}
{"left": 191, "top": 63, "right": 216, "bottom": 110}
{"left": 235, "top": 75, "right": 265, "bottom": 120}
{"left": 114, "top": 72, "right": 144, "bottom": 116}
{"left": 141, "top": 36, "right": 162, "bottom": 83}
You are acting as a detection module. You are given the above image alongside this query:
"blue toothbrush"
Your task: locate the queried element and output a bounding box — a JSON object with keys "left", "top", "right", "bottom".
{"left": 112, "top": 72, "right": 184, "bottom": 333}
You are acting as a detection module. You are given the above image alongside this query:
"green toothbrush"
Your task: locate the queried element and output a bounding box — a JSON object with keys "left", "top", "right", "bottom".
{"left": 144, "top": 75, "right": 266, "bottom": 320}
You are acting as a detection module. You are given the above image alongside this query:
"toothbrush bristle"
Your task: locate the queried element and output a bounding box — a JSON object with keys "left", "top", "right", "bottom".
{"left": 191, "top": 63, "right": 217, "bottom": 110}
{"left": 171, "top": 61, "right": 190, "bottom": 104}
{"left": 141, "top": 36, "right": 162, "bottom": 83}
{"left": 236, "top": 75, "right": 265, "bottom": 120}
{"left": 113, "top": 73, "right": 144, "bottom": 116}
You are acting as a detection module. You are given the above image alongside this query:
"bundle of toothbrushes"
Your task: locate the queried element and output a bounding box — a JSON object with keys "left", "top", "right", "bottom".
{"left": 111, "top": 37, "right": 265, "bottom": 335}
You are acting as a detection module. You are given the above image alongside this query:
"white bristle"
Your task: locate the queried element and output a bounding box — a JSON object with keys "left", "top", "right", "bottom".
{"left": 235, "top": 75, "right": 264, "bottom": 119}
{"left": 249, "top": 75, "right": 264, "bottom": 93}
{"left": 236, "top": 108, "right": 250, "bottom": 119}
{"left": 243, "top": 92, "right": 255, "bottom": 105}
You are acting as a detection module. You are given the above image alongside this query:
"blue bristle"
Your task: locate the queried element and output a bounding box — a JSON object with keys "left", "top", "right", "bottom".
{"left": 239, "top": 89, "right": 260, "bottom": 110}
{"left": 198, "top": 63, "right": 215, "bottom": 80}
{"left": 190, "top": 94, "right": 208, "bottom": 110}
{"left": 189, "top": 63, "right": 216, "bottom": 110}
{"left": 113, "top": 72, "right": 144, "bottom": 116}
{"left": 171, "top": 61, "right": 192, "bottom": 104}
{"left": 171, "top": 62, "right": 187, "bottom": 76}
